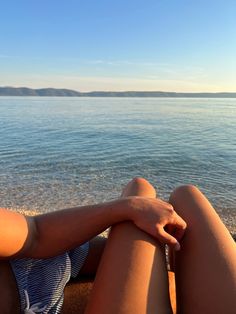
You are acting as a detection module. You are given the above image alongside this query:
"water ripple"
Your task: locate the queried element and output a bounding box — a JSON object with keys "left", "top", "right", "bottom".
{"left": 0, "top": 97, "right": 235, "bottom": 232}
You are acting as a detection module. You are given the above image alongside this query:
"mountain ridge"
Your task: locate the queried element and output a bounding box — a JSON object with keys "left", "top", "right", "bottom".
{"left": 0, "top": 86, "right": 236, "bottom": 97}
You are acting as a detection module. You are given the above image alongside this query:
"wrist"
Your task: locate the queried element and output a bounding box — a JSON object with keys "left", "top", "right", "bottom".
{"left": 106, "top": 198, "right": 134, "bottom": 225}
{"left": 113, "top": 197, "right": 137, "bottom": 223}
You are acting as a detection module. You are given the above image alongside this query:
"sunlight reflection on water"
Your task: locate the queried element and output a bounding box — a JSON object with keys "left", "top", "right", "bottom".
{"left": 0, "top": 97, "right": 235, "bottom": 232}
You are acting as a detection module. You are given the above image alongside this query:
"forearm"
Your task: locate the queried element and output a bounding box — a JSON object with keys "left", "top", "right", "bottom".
{"left": 1, "top": 193, "right": 186, "bottom": 259}
{"left": 22, "top": 199, "right": 130, "bottom": 258}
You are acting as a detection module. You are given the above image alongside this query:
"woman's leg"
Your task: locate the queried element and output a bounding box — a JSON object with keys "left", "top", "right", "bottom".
{"left": 79, "top": 236, "right": 107, "bottom": 277}
{"left": 169, "top": 185, "right": 236, "bottom": 314}
{"left": 85, "top": 178, "right": 173, "bottom": 314}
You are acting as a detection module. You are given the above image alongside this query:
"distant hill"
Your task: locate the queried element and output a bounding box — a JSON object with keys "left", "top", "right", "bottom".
{"left": 0, "top": 87, "right": 82, "bottom": 96}
{"left": 0, "top": 86, "right": 236, "bottom": 97}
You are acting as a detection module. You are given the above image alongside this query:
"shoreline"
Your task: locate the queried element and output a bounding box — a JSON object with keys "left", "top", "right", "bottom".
{"left": 1, "top": 87, "right": 236, "bottom": 98}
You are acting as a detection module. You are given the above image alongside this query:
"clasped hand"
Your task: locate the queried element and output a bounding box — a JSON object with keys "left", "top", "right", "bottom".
{"left": 124, "top": 196, "right": 187, "bottom": 251}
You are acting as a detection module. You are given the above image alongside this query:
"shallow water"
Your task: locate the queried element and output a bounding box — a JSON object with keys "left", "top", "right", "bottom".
{"left": 0, "top": 97, "right": 235, "bottom": 232}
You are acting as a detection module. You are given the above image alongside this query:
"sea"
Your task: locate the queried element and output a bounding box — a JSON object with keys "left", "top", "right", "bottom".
{"left": 0, "top": 97, "right": 235, "bottom": 233}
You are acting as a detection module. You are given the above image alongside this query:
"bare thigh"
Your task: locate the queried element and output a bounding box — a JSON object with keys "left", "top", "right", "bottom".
{"left": 80, "top": 177, "right": 158, "bottom": 278}
{"left": 170, "top": 185, "right": 236, "bottom": 314}
{"left": 79, "top": 236, "right": 107, "bottom": 277}
{"left": 85, "top": 178, "right": 173, "bottom": 314}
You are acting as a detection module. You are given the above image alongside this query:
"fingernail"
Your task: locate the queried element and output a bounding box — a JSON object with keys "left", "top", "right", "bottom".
{"left": 174, "top": 242, "right": 181, "bottom": 251}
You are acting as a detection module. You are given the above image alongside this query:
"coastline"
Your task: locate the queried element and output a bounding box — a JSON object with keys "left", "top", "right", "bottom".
{"left": 1, "top": 87, "right": 236, "bottom": 98}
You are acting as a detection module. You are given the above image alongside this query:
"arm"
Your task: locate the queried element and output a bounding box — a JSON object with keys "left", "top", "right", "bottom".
{"left": 0, "top": 197, "right": 186, "bottom": 259}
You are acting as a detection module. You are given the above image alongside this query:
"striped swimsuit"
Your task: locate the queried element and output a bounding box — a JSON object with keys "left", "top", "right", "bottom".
{"left": 10, "top": 242, "right": 89, "bottom": 314}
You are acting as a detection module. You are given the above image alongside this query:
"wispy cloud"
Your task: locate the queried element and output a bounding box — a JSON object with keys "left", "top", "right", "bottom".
{"left": 0, "top": 54, "right": 205, "bottom": 78}
{"left": 0, "top": 54, "right": 25, "bottom": 60}
{"left": 0, "top": 54, "right": 13, "bottom": 58}
{"left": 83, "top": 59, "right": 206, "bottom": 78}
{"left": 84, "top": 59, "right": 170, "bottom": 67}
{"left": 1, "top": 72, "right": 234, "bottom": 92}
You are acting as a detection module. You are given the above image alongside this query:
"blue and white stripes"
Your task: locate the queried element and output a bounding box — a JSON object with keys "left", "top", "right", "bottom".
{"left": 10, "top": 242, "right": 89, "bottom": 314}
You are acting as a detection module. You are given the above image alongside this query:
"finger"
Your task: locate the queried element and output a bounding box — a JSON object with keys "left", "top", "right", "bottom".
{"left": 165, "top": 225, "right": 185, "bottom": 242}
{"left": 157, "top": 227, "right": 181, "bottom": 251}
{"left": 167, "top": 213, "right": 187, "bottom": 241}
{"left": 172, "top": 212, "right": 187, "bottom": 230}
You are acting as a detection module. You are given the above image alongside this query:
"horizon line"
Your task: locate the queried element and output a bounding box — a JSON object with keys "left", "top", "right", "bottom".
{"left": 1, "top": 86, "right": 236, "bottom": 94}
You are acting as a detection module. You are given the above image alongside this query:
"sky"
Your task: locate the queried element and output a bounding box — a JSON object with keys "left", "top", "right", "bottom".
{"left": 0, "top": 0, "right": 236, "bottom": 92}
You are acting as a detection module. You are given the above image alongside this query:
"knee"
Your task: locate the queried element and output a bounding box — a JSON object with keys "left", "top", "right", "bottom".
{"left": 169, "top": 185, "right": 203, "bottom": 218}
{"left": 172, "top": 184, "right": 199, "bottom": 194}
{"left": 169, "top": 184, "right": 200, "bottom": 207}
{"left": 123, "top": 177, "right": 156, "bottom": 198}
{"left": 130, "top": 177, "right": 150, "bottom": 186}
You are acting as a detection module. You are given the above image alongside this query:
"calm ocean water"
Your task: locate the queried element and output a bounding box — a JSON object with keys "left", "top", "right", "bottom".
{"left": 0, "top": 97, "right": 235, "bottom": 232}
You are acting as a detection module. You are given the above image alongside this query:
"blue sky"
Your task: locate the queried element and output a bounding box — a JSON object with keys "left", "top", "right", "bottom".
{"left": 0, "top": 0, "right": 235, "bottom": 92}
